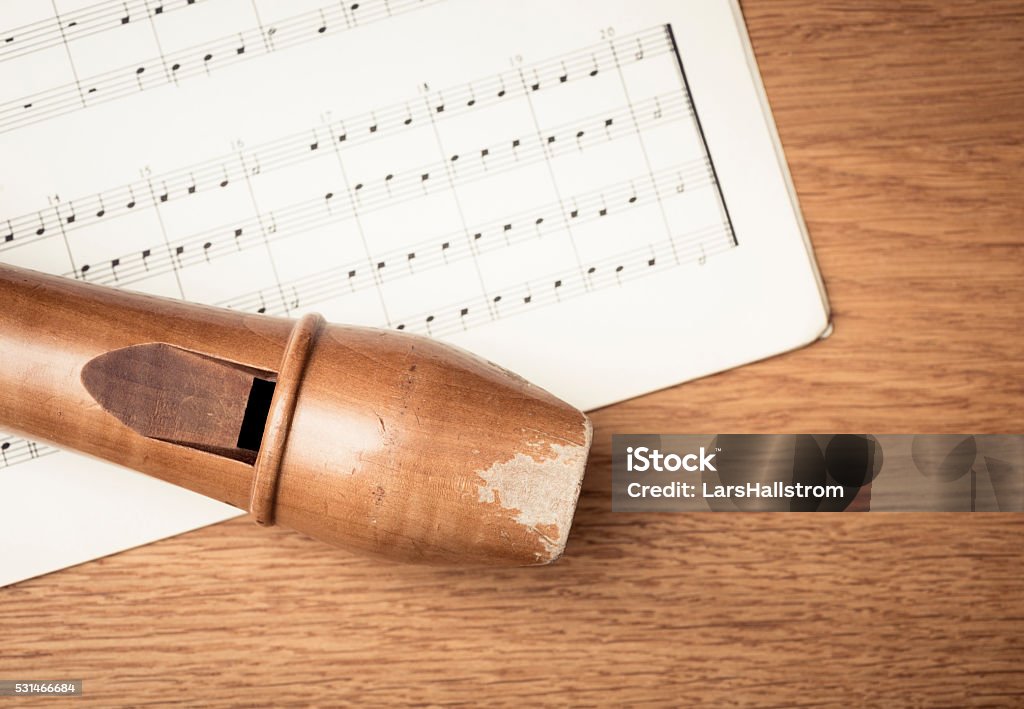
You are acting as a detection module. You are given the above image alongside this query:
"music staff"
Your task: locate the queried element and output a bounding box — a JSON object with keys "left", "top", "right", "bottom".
{"left": 0, "top": 435, "right": 58, "bottom": 470}
{"left": 391, "top": 223, "right": 733, "bottom": 337}
{"left": 0, "top": 0, "right": 442, "bottom": 135}
{"left": 0, "top": 0, "right": 208, "bottom": 64}
{"left": 216, "top": 161, "right": 716, "bottom": 313}
{"left": 15, "top": 90, "right": 690, "bottom": 288}
{"left": 0, "top": 25, "right": 671, "bottom": 251}
{"left": 64, "top": 95, "right": 694, "bottom": 290}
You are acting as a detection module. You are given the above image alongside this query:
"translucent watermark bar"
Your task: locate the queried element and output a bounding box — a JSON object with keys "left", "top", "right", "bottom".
{"left": 612, "top": 435, "right": 1024, "bottom": 512}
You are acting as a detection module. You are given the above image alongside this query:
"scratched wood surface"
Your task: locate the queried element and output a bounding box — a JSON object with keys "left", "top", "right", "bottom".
{"left": 2, "top": 1, "right": 1022, "bottom": 706}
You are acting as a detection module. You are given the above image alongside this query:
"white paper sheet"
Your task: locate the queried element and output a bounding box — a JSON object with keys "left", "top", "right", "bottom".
{"left": 0, "top": 0, "right": 829, "bottom": 586}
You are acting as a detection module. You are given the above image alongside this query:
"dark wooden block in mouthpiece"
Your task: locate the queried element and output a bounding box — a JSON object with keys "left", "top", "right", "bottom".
{"left": 82, "top": 343, "right": 276, "bottom": 464}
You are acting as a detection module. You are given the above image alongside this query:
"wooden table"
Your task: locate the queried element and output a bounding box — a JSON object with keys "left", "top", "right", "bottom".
{"left": 3, "top": 1, "right": 1022, "bottom": 705}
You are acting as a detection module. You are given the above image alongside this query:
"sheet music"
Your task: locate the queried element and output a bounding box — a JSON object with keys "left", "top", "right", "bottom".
{"left": 0, "top": 0, "right": 829, "bottom": 585}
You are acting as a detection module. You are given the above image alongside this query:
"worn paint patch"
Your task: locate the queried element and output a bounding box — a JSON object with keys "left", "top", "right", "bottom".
{"left": 476, "top": 416, "right": 592, "bottom": 562}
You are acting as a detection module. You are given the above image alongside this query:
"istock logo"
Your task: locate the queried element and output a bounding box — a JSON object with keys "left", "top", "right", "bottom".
{"left": 626, "top": 446, "right": 718, "bottom": 472}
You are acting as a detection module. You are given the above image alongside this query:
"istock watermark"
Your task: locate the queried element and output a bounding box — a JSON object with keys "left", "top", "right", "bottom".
{"left": 625, "top": 445, "right": 718, "bottom": 472}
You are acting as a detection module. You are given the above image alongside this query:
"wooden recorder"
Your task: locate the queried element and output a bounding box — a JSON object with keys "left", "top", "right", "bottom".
{"left": 0, "top": 263, "right": 592, "bottom": 566}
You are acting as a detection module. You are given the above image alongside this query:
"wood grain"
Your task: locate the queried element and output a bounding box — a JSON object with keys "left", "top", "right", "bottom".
{"left": 2, "top": 1, "right": 1022, "bottom": 705}
{"left": 0, "top": 263, "right": 591, "bottom": 566}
